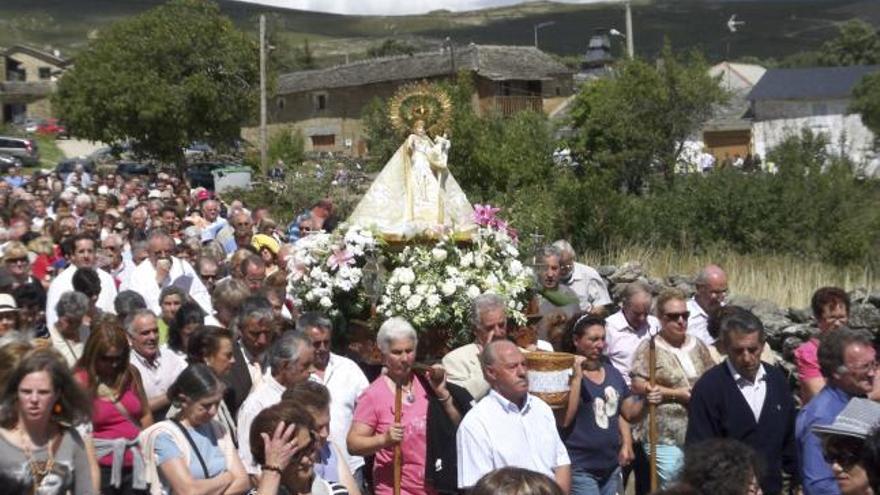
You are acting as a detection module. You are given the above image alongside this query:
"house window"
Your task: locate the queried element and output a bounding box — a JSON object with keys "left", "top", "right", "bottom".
{"left": 38, "top": 67, "right": 52, "bottom": 80}
{"left": 314, "top": 93, "right": 328, "bottom": 111}
{"left": 311, "top": 134, "right": 335, "bottom": 147}
{"left": 276, "top": 97, "right": 285, "bottom": 110}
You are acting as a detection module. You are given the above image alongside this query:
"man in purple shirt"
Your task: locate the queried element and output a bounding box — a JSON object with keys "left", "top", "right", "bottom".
{"left": 796, "top": 327, "right": 876, "bottom": 495}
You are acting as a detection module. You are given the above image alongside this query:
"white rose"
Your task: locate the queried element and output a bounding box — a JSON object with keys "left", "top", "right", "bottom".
{"left": 474, "top": 255, "right": 485, "bottom": 269}
{"left": 416, "top": 284, "right": 429, "bottom": 295}
{"left": 432, "top": 248, "right": 448, "bottom": 261}
{"left": 508, "top": 259, "right": 523, "bottom": 275}
{"left": 460, "top": 253, "right": 473, "bottom": 267}
{"left": 399, "top": 268, "right": 416, "bottom": 285}
{"left": 427, "top": 294, "right": 441, "bottom": 307}
{"left": 486, "top": 273, "right": 499, "bottom": 288}
{"left": 446, "top": 266, "right": 460, "bottom": 276}
{"left": 441, "top": 281, "right": 457, "bottom": 296}
{"left": 406, "top": 295, "right": 423, "bottom": 310}
{"left": 467, "top": 285, "right": 481, "bottom": 298}
{"left": 319, "top": 297, "right": 332, "bottom": 308}
{"left": 400, "top": 285, "right": 412, "bottom": 297}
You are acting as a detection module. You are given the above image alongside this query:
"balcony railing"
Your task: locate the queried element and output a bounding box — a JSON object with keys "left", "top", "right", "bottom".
{"left": 488, "top": 95, "right": 544, "bottom": 116}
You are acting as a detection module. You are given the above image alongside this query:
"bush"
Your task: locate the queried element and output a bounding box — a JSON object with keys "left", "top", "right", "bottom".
{"left": 268, "top": 126, "right": 305, "bottom": 167}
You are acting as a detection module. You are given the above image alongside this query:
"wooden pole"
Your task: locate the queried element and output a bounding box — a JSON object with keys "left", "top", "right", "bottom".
{"left": 648, "top": 335, "right": 659, "bottom": 492}
{"left": 393, "top": 383, "right": 403, "bottom": 495}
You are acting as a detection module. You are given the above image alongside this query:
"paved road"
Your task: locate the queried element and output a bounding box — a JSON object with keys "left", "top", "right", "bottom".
{"left": 56, "top": 138, "right": 104, "bottom": 158}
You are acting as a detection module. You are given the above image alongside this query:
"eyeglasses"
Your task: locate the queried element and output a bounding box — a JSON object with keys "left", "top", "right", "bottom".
{"left": 843, "top": 361, "right": 879, "bottom": 374}
{"left": 4, "top": 257, "right": 27, "bottom": 265}
{"left": 824, "top": 445, "right": 864, "bottom": 470}
{"left": 663, "top": 311, "right": 690, "bottom": 321}
{"left": 312, "top": 339, "right": 331, "bottom": 349}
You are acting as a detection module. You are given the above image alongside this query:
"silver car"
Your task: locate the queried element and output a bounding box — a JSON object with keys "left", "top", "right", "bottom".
{"left": 0, "top": 136, "right": 39, "bottom": 166}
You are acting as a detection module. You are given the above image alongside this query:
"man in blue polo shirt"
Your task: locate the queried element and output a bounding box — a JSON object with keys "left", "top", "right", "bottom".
{"left": 796, "top": 327, "right": 876, "bottom": 495}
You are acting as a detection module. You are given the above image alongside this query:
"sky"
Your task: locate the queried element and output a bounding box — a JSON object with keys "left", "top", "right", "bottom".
{"left": 235, "top": 0, "right": 616, "bottom": 16}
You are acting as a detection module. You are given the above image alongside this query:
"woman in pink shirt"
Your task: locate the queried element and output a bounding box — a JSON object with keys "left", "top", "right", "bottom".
{"left": 75, "top": 316, "right": 154, "bottom": 495}
{"left": 794, "top": 287, "right": 849, "bottom": 403}
{"left": 348, "top": 317, "right": 468, "bottom": 495}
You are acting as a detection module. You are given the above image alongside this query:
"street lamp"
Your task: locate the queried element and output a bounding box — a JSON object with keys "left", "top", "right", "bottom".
{"left": 534, "top": 21, "right": 555, "bottom": 49}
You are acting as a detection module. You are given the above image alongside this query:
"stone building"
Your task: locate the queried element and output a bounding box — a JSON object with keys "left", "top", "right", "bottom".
{"left": 747, "top": 65, "right": 880, "bottom": 175}
{"left": 262, "top": 44, "right": 573, "bottom": 157}
{"left": 0, "top": 45, "right": 70, "bottom": 124}
{"left": 701, "top": 61, "right": 766, "bottom": 162}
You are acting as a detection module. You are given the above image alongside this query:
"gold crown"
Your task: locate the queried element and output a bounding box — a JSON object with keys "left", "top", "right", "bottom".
{"left": 388, "top": 81, "right": 453, "bottom": 138}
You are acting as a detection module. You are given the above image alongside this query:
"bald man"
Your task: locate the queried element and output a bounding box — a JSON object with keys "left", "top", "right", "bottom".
{"left": 687, "top": 265, "right": 728, "bottom": 345}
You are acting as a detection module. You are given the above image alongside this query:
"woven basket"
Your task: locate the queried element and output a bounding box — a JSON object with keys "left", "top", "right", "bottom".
{"left": 525, "top": 351, "right": 575, "bottom": 409}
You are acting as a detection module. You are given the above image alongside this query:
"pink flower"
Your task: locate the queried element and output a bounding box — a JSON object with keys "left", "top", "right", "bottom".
{"left": 474, "top": 204, "right": 501, "bottom": 226}
{"left": 326, "top": 247, "right": 355, "bottom": 271}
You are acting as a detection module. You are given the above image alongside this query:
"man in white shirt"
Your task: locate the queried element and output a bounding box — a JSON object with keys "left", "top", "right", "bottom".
{"left": 443, "top": 293, "right": 510, "bottom": 400}
{"left": 123, "top": 230, "right": 213, "bottom": 316}
{"left": 298, "top": 313, "right": 369, "bottom": 480}
{"left": 125, "top": 309, "right": 187, "bottom": 418}
{"left": 457, "top": 340, "right": 571, "bottom": 492}
{"left": 553, "top": 240, "right": 611, "bottom": 316}
{"left": 101, "top": 233, "right": 135, "bottom": 289}
{"left": 46, "top": 234, "right": 117, "bottom": 328}
{"left": 237, "top": 331, "right": 314, "bottom": 478}
{"left": 604, "top": 281, "right": 660, "bottom": 386}
{"left": 687, "top": 264, "right": 728, "bottom": 346}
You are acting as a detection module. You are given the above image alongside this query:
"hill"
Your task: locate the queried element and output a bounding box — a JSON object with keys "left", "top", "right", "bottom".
{"left": 0, "top": 0, "right": 877, "bottom": 62}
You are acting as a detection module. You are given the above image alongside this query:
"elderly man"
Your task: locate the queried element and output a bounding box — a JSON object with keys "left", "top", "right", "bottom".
{"left": 796, "top": 327, "right": 876, "bottom": 495}
{"left": 687, "top": 307, "right": 798, "bottom": 495}
{"left": 553, "top": 240, "right": 611, "bottom": 316}
{"left": 443, "top": 293, "right": 510, "bottom": 400}
{"left": 535, "top": 245, "right": 580, "bottom": 348}
{"left": 687, "top": 264, "right": 728, "bottom": 345}
{"left": 126, "top": 308, "right": 188, "bottom": 418}
{"left": 237, "top": 330, "right": 314, "bottom": 477}
{"left": 46, "top": 233, "right": 117, "bottom": 328}
{"left": 457, "top": 340, "right": 571, "bottom": 492}
{"left": 101, "top": 233, "right": 135, "bottom": 289}
{"left": 196, "top": 256, "right": 220, "bottom": 294}
{"left": 298, "top": 312, "right": 369, "bottom": 481}
{"left": 225, "top": 296, "right": 277, "bottom": 416}
{"left": 123, "top": 230, "right": 213, "bottom": 316}
{"left": 239, "top": 254, "right": 267, "bottom": 291}
{"left": 605, "top": 281, "right": 660, "bottom": 386}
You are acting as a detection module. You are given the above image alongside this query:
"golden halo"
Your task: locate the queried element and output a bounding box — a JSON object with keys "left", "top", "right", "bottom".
{"left": 388, "top": 81, "right": 453, "bottom": 138}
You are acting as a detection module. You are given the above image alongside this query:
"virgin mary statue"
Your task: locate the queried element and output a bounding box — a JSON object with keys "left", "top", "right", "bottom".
{"left": 348, "top": 93, "right": 476, "bottom": 239}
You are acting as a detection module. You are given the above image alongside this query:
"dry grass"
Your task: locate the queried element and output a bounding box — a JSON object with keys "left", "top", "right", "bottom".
{"left": 581, "top": 244, "right": 878, "bottom": 309}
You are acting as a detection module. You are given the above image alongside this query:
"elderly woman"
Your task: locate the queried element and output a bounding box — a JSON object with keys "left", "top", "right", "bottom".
{"left": 251, "top": 234, "right": 281, "bottom": 277}
{"left": 47, "top": 291, "right": 91, "bottom": 367}
{"left": 631, "top": 289, "right": 715, "bottom": 488}
{"left": 348, "top": 317, "right": 471, "bottom": 495}
{"left": 0, "top": 348, "right": 93, "bottom": 494}
{"left": 795, "top": 287, "right": 850, "bottom": 403}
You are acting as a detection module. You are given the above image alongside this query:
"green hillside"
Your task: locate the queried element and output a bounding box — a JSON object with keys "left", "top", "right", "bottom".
{"left": 0, "top": 0, "right": 877, "bottom": 63}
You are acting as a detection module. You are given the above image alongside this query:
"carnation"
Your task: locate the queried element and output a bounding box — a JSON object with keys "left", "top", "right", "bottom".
{"left": 432, "top": 248, "right": 448, "bottom": 261}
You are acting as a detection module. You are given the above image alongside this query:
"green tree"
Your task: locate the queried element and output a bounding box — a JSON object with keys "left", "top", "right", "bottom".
{"left": 367, "top": 39, "right": 416, "bottom": 58}
{"left": 852, "top": 71, "right": 880, "bottom": 137}
{"left": 819, "top": 19, "right": 880, "bottom": 67}
{"left": 268, "top": 126, "right": 305, "bottom": 166}
{"left": 568, "top": 42, "right": 727, "bottom": 193}
{"left": 53, "top": 0, "right": 258, "bottom": 168}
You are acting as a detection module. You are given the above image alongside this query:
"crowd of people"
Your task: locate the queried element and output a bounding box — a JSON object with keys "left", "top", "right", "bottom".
{"left": 0, "top": 164, "right": 877, "bottom": 495}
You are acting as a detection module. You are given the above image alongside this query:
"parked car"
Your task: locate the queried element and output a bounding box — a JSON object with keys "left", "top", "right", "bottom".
{"left": 0, "top": 136, "right": 39, "bottom": 166}
{"left": 0, "top": 154, "right": 22, "bottom": 174}
{"left": 186, "top": 161, "right": 247, "bottom": 191}
{"left": 55, "top": 158, "right": 97, "bottom": 180}
{"left": 35, "top": 118, "right": 69, "bottom": 139}
{"left": 115, "top": 161, "right": 153, "bottom": 179}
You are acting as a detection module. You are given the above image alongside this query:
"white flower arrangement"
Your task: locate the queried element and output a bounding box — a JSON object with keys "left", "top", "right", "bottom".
{"left": 376, "top": 206, "right": 534, "bottom": 344}
{"left": 287, "top": 224, "right": 379, "bottom": 317}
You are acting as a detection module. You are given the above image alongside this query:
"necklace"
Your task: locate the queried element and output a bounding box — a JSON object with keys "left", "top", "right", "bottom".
{"left": 387, "top": 375, "right": 416, "bottom": 404}
{"left": 18, "top": 427, "right": 56, "bottom": 487}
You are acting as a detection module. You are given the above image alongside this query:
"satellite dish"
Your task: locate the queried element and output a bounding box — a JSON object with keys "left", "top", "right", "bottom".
{"left": 727, "top": 14, "right": 745, "bottom": 33}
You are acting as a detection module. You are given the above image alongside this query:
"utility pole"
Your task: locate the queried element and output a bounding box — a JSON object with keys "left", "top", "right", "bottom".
{"left": 534, "top": 21, "right": 555, "bottom": 49}
{"left": 625, "top": 1, "right": 634, "bottom": 58}
{"left": 259, "top": 14, "right": 268, "bottom": 174}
